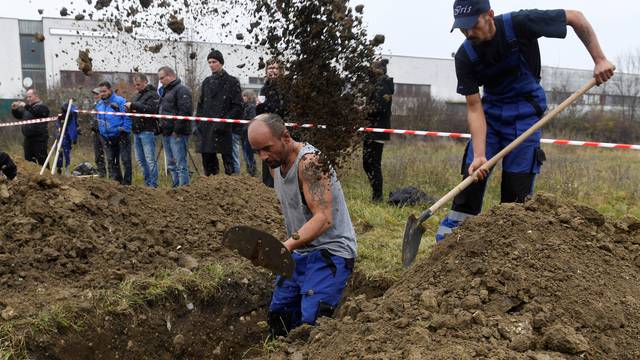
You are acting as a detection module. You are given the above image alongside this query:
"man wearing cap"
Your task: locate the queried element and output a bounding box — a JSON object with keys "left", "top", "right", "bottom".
{"left": 194, "top": 49, "right": 243, "bottom": 176}
{"left": 437, "top": 1, "right": 615, "bottom": 241}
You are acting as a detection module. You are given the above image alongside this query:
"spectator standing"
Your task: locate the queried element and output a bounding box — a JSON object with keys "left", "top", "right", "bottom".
{"left": 363, "top": 59, "right": 394, "bottom": 202}
{"left": 11, "top": 89, "right": 50, "bottom": 165}
{"left": 96, "top": 81, "right": 132, "bottom": 185}
{"left": 256, "top": 58, "right": 288, "bottom": 188}
{"left": 126, "top": 74, "right": 160, "bottom": 188}
{"left": 194, "top": 50, "right": 243, "bottom": 176}
{"left": 238, "top": 89, "right": 257, "bottom": 176}
{"left": 158, "top": 66, "right": 192, "bottom": 187}
{"left": 55, "top": 101, "right": 79, "bottom": 176}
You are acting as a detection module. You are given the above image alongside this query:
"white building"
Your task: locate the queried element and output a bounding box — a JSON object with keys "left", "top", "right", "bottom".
{"left": 1, "top": 16, "right": 639, "bottom": 117}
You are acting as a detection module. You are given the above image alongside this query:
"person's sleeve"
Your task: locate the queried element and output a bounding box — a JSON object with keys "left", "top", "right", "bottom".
{"left": 119, "top": 99, "right": 132, "bottom": 133}
{"left": 455, "top": 48, "right": 480, "bottom": 96}
{"left": 226, "top": 79, "right": 244, "bottom": 120}
{"left": 178, "top": 87, "right": 193, "bottom": 116}
{"left": 0, "top": 151, "right": 17, "bottom": 180}
{"left": 196, "top": 80, "right": 205, "bottom": 117}
{"left": 11, "top": 108, "right": 24, "bottom": 119}
{"left": 513, "top": 9, "right": 567, "bottom": 40}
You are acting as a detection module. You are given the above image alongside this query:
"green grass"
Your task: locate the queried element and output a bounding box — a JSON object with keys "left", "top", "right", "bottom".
{"left": 1, "top": 136, "right": 639, "bottom": 358}
{"left": 340, "top": 139, "right": 640, "bottom": 282}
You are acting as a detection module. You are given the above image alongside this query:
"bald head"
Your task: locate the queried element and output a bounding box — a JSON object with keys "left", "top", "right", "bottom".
{"left": 248, "top": 113, "right": 292, "bottom": 169}
{"left": 25, "top": 89, "right": 40, "bottom": 105}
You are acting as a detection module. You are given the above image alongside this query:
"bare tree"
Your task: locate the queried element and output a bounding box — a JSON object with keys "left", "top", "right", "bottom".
{"left": 613, "top": 49, "right": 640, "bottom": 122}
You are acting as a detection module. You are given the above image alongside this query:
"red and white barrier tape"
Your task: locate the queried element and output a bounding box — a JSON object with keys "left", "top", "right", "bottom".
{"left": 4, "top": 110, "right": 639, "bottom": 151}
{"left": 0, "top": 116, "right": 59, "bottom": 128}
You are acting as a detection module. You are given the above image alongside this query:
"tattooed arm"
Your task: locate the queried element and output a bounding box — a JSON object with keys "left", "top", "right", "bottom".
{"left": 565, "top": 10, "right": 615, "bottom": 84}
{"left": 282, "top": 153, "right": 334, "bottom": 252}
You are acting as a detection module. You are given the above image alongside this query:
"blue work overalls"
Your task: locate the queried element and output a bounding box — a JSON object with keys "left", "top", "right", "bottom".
{"left": 56, "top": 104, "right": 79, "bottom": 173}
{"left": 437, "top": 12, "right": 547, "bottom": 242}
{"left": 268, "top": 250, "right": 354, "bottom": 337}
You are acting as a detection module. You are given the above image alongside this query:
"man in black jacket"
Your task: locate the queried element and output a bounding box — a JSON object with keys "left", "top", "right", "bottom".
{"left": 195, "top": 50, "right": 243, "bottom": 176}
{"left": 158, "top": 66, "right": 193, "bottom": 187}
{"left": 126, "top": 74, "right": 160, "bottom": 188}
{"left": 256, "top": 58, "right": 288, "bottom": 187}
{"left": 0, "top": 151, "right": 17, "bottom": 180}
{"left": 11, "top": 89, "right": 50, "bottom": 165}
{"left": 364, "top": 59, "right": 394, "bottom": 202}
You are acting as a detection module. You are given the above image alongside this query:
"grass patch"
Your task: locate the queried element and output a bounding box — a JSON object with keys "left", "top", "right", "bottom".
{"left": 1, "top": 261, "right": 240, "bottom": 359}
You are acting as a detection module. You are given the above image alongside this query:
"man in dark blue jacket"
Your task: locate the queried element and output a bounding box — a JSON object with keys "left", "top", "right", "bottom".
{"left": 158, "top": 66, "right": 193, "bottom": 187}
{"left": 437, "top": 0, "right": 615, "bottom": 241}
{"left": 96, "top": 81, "right": 132, "bottom": 185}
{"left": 126, "top": 74, "right": 160, "bottom": 188}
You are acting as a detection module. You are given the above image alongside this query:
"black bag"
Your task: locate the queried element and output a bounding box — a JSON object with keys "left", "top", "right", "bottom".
{"left": 388, "top": 186, "right": 435, "bottom": 207}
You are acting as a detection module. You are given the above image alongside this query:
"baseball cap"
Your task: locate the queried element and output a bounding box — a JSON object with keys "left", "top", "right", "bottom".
{"left": 91, "top": 87, "right": 101, "bottom": 94}
{"left": 451, "top": 0, "right": 491, "bottom": 32}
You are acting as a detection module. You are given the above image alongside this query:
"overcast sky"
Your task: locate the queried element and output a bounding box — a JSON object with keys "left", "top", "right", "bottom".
{"left": 5, "top": 0, "right": 640, "bottom": 72}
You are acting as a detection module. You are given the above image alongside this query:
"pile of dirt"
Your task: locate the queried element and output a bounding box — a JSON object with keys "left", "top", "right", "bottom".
{"left": 0, "top": 169, "right": 284, "bottom": 319}
{"left": 266, "top": 193, "right": 640, "bottom": 360}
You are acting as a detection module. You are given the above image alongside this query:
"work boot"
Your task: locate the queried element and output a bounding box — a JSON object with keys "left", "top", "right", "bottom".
{"left": 435, "top": 211, "right": 474, "bottom": 242}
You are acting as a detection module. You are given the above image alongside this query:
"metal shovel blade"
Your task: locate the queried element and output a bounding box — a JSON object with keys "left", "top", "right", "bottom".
{"left": 222, "top": 226, "right": 295, "bottom": 278}
{"left": 402, "top": 209, "right": 433, "bottom": 268}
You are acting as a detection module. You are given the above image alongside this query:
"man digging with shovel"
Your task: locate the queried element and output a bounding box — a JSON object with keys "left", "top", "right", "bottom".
{"left": 243, "top": 113, "right": 357, "bottom": 338}
{"left": 436, "top": 0, "right": 615, "bottom": 242}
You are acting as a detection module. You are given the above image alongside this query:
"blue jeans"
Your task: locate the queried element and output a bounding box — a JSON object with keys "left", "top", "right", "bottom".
{"left": 268, "top": 250, "right": 354, "bottom": 337}
{"left": 231, "top": 133, "right": 242, "bottom": 174}
{"left": 134, "top": 131, "right": 158, "bottom": 188}
{"left": 163, "top": 135, "right": 189, "bottom": 187}
{"left": 232, "top": 133, "right": 257, "bottom": 176}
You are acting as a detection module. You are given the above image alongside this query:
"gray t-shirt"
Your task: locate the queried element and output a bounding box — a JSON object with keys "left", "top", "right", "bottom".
{"left": 273, "top": 144, "right": 357, "bottom": 259}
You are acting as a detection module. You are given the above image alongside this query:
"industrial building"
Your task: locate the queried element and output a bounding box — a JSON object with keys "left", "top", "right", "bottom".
{"left": 1, "top": 16, "right": 639, "bottom": 118}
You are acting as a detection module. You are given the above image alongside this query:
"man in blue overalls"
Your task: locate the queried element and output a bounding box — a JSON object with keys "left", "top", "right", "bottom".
{"left": 437, "top": 0, "right": 615, "bottom": 241}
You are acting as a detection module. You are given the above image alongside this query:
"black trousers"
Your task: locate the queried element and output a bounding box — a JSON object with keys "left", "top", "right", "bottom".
{"left": 363, "top": 140, "right": 384, "bottom": 201}
{"left": 92, "top": 132, "right": 107, "bottom": 178}
{"left": 104, "top": 133, "right": 132, "bottom": 185}
{"left": 262, "top": 161, "right": 274, "bottom": 188}
{"left": 202, "top": 152, "right": 234, "bottom": 176}
{"left": 23, "top": 137, "right": 48, "bottom": 165}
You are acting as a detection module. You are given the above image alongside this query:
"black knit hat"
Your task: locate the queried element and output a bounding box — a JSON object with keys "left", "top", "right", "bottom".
{"left": 207, "top": 49, "right": 224, "bottom": 65}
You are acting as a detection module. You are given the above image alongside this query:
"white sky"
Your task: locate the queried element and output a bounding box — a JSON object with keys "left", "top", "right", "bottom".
{"left": 4, "top": 0, "right": 640, "bottom": 72}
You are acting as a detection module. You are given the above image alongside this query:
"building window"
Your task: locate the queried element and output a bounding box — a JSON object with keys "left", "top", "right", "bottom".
{"left": 249, "top": 77, "right": 265, "bottom": 85}
{"left": 395, "top": 83, "right": 431, "bottom": 99}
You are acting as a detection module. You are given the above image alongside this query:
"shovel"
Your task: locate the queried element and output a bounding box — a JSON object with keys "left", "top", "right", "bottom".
{"left": 402, "top": 78, "right": 598, "bottom": 268}
{"left": 222, "top": 226, "right": 295, "bottom": 278}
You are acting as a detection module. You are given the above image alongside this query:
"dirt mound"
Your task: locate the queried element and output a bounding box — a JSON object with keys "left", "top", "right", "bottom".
{"left": 266, "top": 193, "right": 640, "bottom": 360}
{"left": 0, "top": 169, "right": 284, "bottom": 322}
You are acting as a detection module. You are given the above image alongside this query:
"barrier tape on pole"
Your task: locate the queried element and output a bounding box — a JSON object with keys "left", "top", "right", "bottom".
{"left": 4, "top": 110, "right": 639, "bottom": 151}
{"left": 0, "top": 116, "right": 59, "bottom": 128}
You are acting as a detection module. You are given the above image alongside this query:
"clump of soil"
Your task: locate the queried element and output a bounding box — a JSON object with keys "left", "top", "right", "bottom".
{"left": 94, "top": 0, "right": 112, "bottom": 11}
{"left": 76, "top": 49, "right": 93, "bottom": 75}
{"left": 34, "top": 32, "right": 46, "bottom": 42}
{"left": 189, "top": 51, "right": 197, "bottom": 60}
{"left": 267, "top": 193, "right": 640, "bottom": 359}
{"left": 139, "top": 0, "right": 153, "bottom": 9}
{"left": 144, "top": 43, "right": 163, "bottom": 53}
{"left": 59, "top": 7, "right": 69, "bottom": 17}
{"left": 167, "top": 14, "right": 185, "bottom": 35}
{"left": 74, "top": 14, "right": 86, "bottom": 21}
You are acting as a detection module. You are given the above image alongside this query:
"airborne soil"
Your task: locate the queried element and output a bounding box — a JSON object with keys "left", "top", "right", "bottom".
{"left": 263, "top": 193, "right": 640, "bottom": 360}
